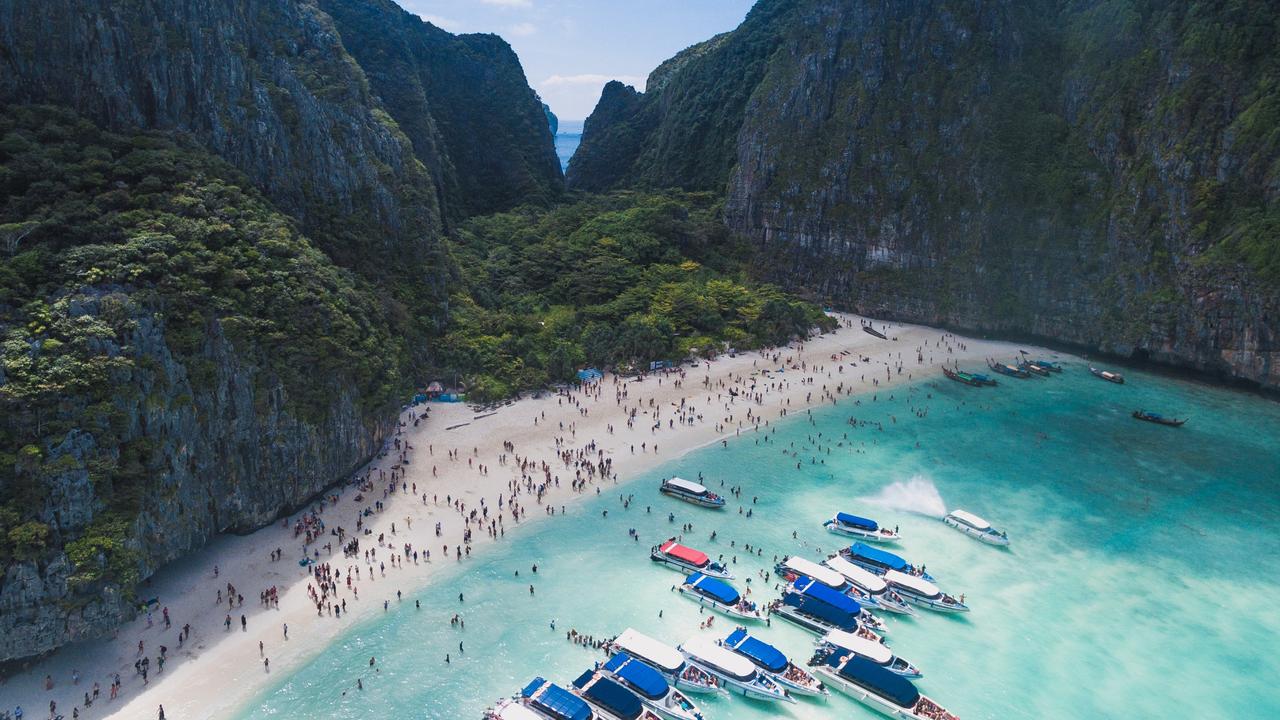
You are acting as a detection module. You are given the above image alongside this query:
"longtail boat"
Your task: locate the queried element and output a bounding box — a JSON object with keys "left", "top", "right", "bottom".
{"left": 1017, "top": 360, "right": 1051, "bottom": 377}
{"left": 862, "top": 325, "right": 887, "bottom": 340}
{"left": 1089, "top": 366, "right": 1124, "bottom": 384}
{"left": 942, "top": 367, "right": 996, "bottom": 387}
{"left": 986, "top": 359, "right": 1030, "bottom": 379}
{"left": 1132, "top": 410, "right": 1186, "bottom": 427}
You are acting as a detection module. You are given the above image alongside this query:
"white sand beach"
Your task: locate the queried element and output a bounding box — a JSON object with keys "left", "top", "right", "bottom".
{"left": 2, "top": 315, "right": 1045, "bottom": 720}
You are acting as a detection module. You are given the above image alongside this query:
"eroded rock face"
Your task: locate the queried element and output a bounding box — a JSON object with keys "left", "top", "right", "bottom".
{"left": 572, "top": 0, "right": 1280, "bottom": 389}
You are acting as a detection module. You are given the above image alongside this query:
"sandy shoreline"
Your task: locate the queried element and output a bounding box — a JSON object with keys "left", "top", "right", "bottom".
{"left": 1, "top": 314, "right": 1047, "bottom": 720}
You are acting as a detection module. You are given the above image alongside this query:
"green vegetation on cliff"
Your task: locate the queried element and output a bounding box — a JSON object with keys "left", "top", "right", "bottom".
{"left": 441, "top": 192, "right": 834, "bottom": 399}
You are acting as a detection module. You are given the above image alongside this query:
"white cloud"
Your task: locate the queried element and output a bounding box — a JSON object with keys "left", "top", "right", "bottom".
{"left": 540, "top": 73, "right": 646, "bottom": 90}
{"left": 479, "top": 0, "right": 532, "bottom": 7}
{"left": 507, "top": 22, "right": 538, "bottom": 37}
{"left": 418, "top": 14, "right": 461, "bottom": 31}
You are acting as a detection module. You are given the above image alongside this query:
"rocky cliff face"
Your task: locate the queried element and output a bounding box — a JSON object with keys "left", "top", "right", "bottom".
{"left": 318, "top": 0, "right": 563, "bottom": 221}
{"left": 571, "top": 0, "right": 1280, "bottom": 389}
{"left": 0, "top": 0, "right": 558, "bottom": 662}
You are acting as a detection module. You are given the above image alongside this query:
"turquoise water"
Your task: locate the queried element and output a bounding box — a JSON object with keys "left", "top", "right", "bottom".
{"left": 239, "top": 366, "right": 1280, "bottom": 720}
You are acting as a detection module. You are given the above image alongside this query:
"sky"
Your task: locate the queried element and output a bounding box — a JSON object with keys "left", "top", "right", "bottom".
{"left": 398, "top": 0, "right": 758, "bottom": 121}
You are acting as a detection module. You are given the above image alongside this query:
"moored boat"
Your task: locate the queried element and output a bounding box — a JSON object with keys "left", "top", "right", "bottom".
{"left": 942, "top": 367, "right": 997, "bottom": 387}
{"left": 863, "top": 324, "right": 888, "bottom": 340}
{"left": 1132, "top": 410, "right": 1186, "bottom": 427}
{"left": 678, "top": 636, "right": 794, "bottom": 703}
{"left": 677, "top": 572, "right": 762, "bottom": 620}
{"left": 943, "top": 509, "right": 1009, "bottom": 546}
{"left": 485, "top": 698, "right": 552, "bottom": 720}
{"left": 816, "top": 630, "right": 922, "bottom": 678}
{"left": 659, "top": 477, "right": 725, "bottom": 509}
{"left": 986, "top": 359, "right": 1030, "bottom": 378}
{"left": 516, "top": 677, "right": 600, "bottom": 720}
{"left": 1018, "top": 360, "right": 1051, "bottom": 377}
{"left": 775, "top": 556, "right": 888, "bottom": 633}
{"left": 810, "top": 651, "right": 959, "bottom": 719}
{"left": 841, "top": 542, "right": 934, "bottom": 581}
{"left": 882, "top": 570, "right": 968, "bottom": 613}
{"left": 823, "top": 512, "right": 901, "bottom": 543}
{"left": 770, "top": 576, "right": 882, "bottom": 637}
{"left": 607, "top": 628, "right": 720, "bottom": 695}
{"left": 720, "top": 627, "right": 828, "bottom": 698}
{"left": 651, "top": 538, "right": 733, "bottom": 579}
{"left": 599, "top": 653, "right": 705, "bottom": 720}
{"left": 571, "top": 669, "right": 664, "bottom": 720}
{"left": 823, "top": 555, "right": 915, "bottom": 615}
{"left": 1089, "top": 365, "right": 1124, "bottom": 384}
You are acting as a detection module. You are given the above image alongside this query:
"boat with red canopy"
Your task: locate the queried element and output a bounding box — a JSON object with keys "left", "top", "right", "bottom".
{"left": 650, "top": 538, "right": 733, "bottom": 579}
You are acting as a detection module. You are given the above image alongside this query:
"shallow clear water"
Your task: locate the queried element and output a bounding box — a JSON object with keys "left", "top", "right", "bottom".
{"left": 239, "top": 365, "right": 1280, "bottom": 720}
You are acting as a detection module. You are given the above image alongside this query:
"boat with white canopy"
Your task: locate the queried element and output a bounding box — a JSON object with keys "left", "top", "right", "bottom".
{"left": 720, "top": 627, "right": 827, "bottom": 697}
{"left": 823, "top": 555, "right": 914, "bottom": 615}
{"left": 823, "top": 512, "right": 901, "bottom": 543}
{"left": 607, "top": 629, "right": 720, "bottom": 695}
{"left": 810, "top": 652, "right": 959, "bottom": 719}
{"left": 677, "top": 572, "right": 762, "bottom": 620}
{"left": 485, "top": 699, "right": 555, "bottom": 720}
{"left": 659, "top": 478, "right": 725, "bottom": 509}
{"left": 882, "top": 570, "right": 968, "bottom": 613}
{"left": 774, "top": 557, "right": 887, "bottom": 633}
{"left": 943, "top": 510, "right": 1009, "bottom": 546}
{"left": 598, "top": 653, "right": 705, "bottom": 720}
{"left": 651, "top": 538, "right": 733, "bottom": 578}
{"left": 571, "top": 669, "right": 664, "bottom": 720}
{"left": 816, "top": 630, "right": 922, "bottom": 678}
{"left": 678, "top": 636, "right": 793, "bottom": 703}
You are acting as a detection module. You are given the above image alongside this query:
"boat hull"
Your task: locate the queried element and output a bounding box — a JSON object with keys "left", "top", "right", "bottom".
{"left": 942, "top": 517, "right": 1010, "bottom": 546}
{"left": 660, "top": 487, "right": 725, "bottom": 508}
{"left": 767, "top": 664, "right": 828, "bottom": 698}
{"left": 650, "top": 552, "right": 734, "bottom": 579}
{"left": 896, "top": 592, "right": 968, "bottom": 613}
{"left": 682, "top": 659, "right": 792, "bottom": 703}
{"left": 676, "top": 587, "right": 762, "bottom": 621}
{"left": 823, "top": 520, "right": 901, "bottom": 544}
{"left": 813, "top": 668, "right": 934, "bottom": 719}
{"left": 770, "top": 605, "right": 882, "bottom": 640}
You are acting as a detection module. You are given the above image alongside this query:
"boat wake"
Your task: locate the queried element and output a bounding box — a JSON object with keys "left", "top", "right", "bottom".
{"left": 861, "top": 476, "right": 947, "bottom": 518}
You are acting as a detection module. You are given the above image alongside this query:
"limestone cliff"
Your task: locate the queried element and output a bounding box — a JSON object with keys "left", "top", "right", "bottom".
{"left": 571, "top": 0, "right": 1280, "bottom": 389}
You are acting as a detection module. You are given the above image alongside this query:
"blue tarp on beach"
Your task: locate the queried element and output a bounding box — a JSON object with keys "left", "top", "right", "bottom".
{"left": 577, "top": 368, "right": 603, "bottom": 383}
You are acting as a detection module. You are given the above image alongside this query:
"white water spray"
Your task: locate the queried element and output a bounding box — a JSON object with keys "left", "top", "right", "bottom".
{"left": 862, "top": 476, "right": 948, "bottom": 518}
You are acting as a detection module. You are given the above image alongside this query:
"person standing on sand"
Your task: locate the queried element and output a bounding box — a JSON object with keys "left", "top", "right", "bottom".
{"left": 158, "top": 705, "right": 166, "bottom": 720}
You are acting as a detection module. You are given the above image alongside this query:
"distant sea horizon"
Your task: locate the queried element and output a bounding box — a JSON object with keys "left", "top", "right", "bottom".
{"left": 555, "top": 119, "right": 583, "bottom": 172}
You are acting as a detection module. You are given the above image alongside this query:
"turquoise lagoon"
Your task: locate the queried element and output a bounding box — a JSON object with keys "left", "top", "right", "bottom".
{"left": 240, "top": 366, "right": 1280, "bottom": 720}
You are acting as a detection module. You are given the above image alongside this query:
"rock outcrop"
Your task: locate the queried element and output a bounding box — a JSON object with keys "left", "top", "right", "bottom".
{"left": 570, "top": 0, "right": 1280, "bottom": 389}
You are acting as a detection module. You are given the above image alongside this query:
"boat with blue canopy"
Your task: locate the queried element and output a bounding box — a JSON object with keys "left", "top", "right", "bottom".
{"left": 606, "top": 629, "right": 719, "bottom": 695}
{"left": 809, "top": 652, "right": 959, "bottom": 719}
{"left": 769, "top": 576, "right": 880, "bottom": 637}
{"left": 678, "top": 636, "right": 793, "bottom": 703}
{"left": 599, "top": 653, "right": 704, "bottom": 720}
{"left": 823, "top": 512, "right": 901, "bottom": 543}
{"left": 571, "top": 670, "right": 663, "bottom": 720}
{"left": 823, "top": 555, "right": 914, "bottom": 615}
{"left": 774, "top": 556, "right": 888, "bottom": 633}
{"left": 841, "top": 543, "right": 934, "bottom": 581}
{"left": 518, "top": 677, "right": 599, "bottom": 720}
{"left": 676, "top": 572, "right": 762, "bottom": 620}
{"left": 720, "top": 627, "right": 827, "bottom": 697}
{"left": 484, "top": 698, "right": 551, "bottom": 720}
{"left": 816, "top": 630, "right": 922, "bottom": 678}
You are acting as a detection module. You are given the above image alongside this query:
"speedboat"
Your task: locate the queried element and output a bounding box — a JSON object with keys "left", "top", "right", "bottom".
{"left": 677, "top": 572, "right": 762, "bottom": 620}
{"left": 720, "top": 626, "right": 828, "bottom": 698}
{"left": 607, "top": 629, "right": 720, "bottom": 695}
{"left": 659, "top": 478, "right": 725, "bottom": 509}
{"left": 817, "top": 630, "right": 922, "bottom": 678}
{"left": 1132, "top": 410, "right": 1186, "bottom": 427}
{"left": 882, "top": 570, "right": 968, "bottom": 613}
{"left": 943, "top": 510, "right": 1009, "bottom": 546}
{"left": 651, "top": 539, "right": 733, "bottom": 579}
{"left": 810, "top": 651, "right": 959, "bottom": 719}
{"left": 599, "top": 653, "right": 705, "bottom": 720}
{"left": 1089, "top": 365, "right": 1124, "bottom": 384}
{"left": 774, "top": 557, "right": 887, "bottom": 633}
{"left": 770, "top": 576, "right": 883, "bottom": 638}
{"left": 841, "top": 543, "right": 934, "bottom": 581}
{"left": 823, "top": 512, "right": 901, "bottom": 543}
{"left": 485, "top": 698, "right": 552, "bottom": 720}
{"left": 571, "top": 669, "right": 664, "bottom": 720}
{"left": 823, "top": 555, "right": 914, "bottom": 615}
{"left": 678, "top": 636, "right": 794, "bottom": 703}
{"left": 516, "top": 677, "right": 600, "bottom": 720}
